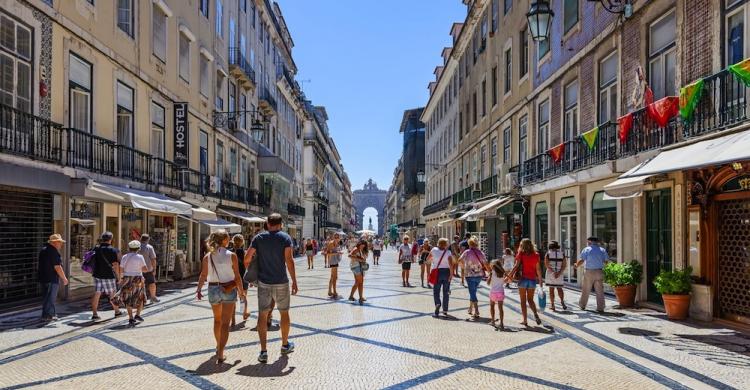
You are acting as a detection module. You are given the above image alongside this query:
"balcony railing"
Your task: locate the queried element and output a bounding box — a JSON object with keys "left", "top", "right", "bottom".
{"left": 683, "top": 68, "right": 748, "bottom": 138}
{"left": 228, "top": 47, "right": 256, "bottom": 85}
{"left": 423, "top": 196, "right": 451, "bottom": 216}
{"left": 115, "top": 144, "right": 151, "bottom": 182}
{"left": 259, "top": 86, "right": 278, "bottom": 113}
{"left": 480, "top": 175, "right": 498, "bottom": 197}
{"left": 287, "top": 203, "right": 305, "bottom": 216}
{"left": 0, "top": 104, "right": 64, "bottom": 164}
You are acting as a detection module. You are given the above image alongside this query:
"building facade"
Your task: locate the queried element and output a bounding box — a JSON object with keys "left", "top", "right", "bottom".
{"left": 420, "top": 0, "right": 750, "bottom": 324}
{"left": 0, "top": 0, "right": 350, "bottom": 309}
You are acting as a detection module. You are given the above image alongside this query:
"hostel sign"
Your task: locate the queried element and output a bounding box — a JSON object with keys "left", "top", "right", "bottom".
{"left": 174, "top": 103, "right": 189, "bottom": 167}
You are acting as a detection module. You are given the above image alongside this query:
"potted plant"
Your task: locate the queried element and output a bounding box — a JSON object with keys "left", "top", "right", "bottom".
{"left": 603, "top": 260, "right": 643, "bottom": 308}
{"left": 653, "top": 267, "right": 693, "bottom": 320}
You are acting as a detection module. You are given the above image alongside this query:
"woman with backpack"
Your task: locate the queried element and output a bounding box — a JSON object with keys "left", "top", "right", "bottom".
{"left": 457, "top": 237, "right": 490, "bottom": 320}
{"left": 195, "top": 230, "right": 245, "bottom": 364}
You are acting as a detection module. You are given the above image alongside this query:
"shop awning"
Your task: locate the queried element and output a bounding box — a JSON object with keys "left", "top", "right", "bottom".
{"left": 87, "top": 182, "right": 192, "bottom": 215}
{"left": 201, "top": 218, "right": 242, "bottom": 233}
{"left": 191, "top": 206, "right": 217, "bottom": 221}
{"left": 70, "top": 218, "right": 97, "bottom": 226}
{"left": 217, "top": 208, "right": 266, "bottom": 224}
{"left": 620, "top": 129, "right": 750, "bottom": 178}
{"left": 603, "top": 166, "right": 656, "bottom": 199}
{"left": 458, "top": 197, "right": 501, "bottom": 221}
{"left": 436, "top": 219, "right": 454, "bottom": 227}
{"left": 474, "top": 196, "right": 512, "bottom": 217}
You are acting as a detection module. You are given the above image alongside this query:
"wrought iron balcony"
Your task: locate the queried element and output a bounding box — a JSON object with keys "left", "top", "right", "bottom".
{"left": 0, "top": 104, "right": 64, "bottom": 164}
{"left": 480, "top": 175, "right": 498, "bottom": 197}
{"left": 682, "top": 68, "right": 749, "bottom": 138}
{"left": 422, "top": 196, "right": 451, "bottom": 216}
{"left": 259, "top": 86, "right": 278, "bottom": 114}
{"left": 228, "top": 48, "right": 257, "bottom": 86}
{"left": 287, "top": 203, "right": 306, "bottom": 216}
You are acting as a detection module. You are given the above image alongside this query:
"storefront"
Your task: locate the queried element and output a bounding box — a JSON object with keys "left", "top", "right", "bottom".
{"left": 68, "top": 200, "right": 103, "bottom": 297}
{"left": 217, "top": 208, "right": 266, "bottom": 242}
{"left": 558, "top": 196, "right": 578, "bottom": 284}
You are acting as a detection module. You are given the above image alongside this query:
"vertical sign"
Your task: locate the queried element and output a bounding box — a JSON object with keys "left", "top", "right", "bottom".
{"left": 174, "top": 103, "right": 189, "bottom": 167}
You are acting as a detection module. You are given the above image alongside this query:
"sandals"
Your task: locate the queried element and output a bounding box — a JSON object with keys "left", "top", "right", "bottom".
{"left": 348, "top": 296, "right": 356, "bottom": 302}
{"left": 561, "top": 302, "right": 568, "bottom": 310}
{"left": 243, "top": 312, "right": 250, "bottom": 321}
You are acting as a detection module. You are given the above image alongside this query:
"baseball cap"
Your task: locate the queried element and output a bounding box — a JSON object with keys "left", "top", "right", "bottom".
{"left": 101, "top": 232, "right": 113, "bottom": 240}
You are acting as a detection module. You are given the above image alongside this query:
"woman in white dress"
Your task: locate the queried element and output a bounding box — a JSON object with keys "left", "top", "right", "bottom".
{"left": 544, "top": 241, "right": 567, "bottom": 311}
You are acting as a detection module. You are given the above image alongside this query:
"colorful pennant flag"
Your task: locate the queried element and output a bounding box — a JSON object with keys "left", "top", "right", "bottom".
{"left": 679, "top": 79, "right": 704, "bottom": 122}
{"left": 580, "top": 127, "right": 599, "bottom": 151}
{"left": 647, "top": 96, "right": 679, "bottom": 127}
{"left": 618, "top": 113, "right": 633, "bottom": 144}
{"left": 548, "top": 143, "right": 565, "bottom": 164}
{"left": 728, "top": 58, "right": 750, "bottom": 87}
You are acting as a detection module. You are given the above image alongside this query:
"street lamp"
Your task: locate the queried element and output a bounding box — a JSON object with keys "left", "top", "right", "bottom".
{"left": 250, "top": 118, "right": 266, "bottom": 143}
{"left": 212, "top": 109, "right": 268, "bottom": 143}
{"left": 416, "top": 169, "right": 425, "bottom": 183}
{"left": 526, "top": 1, "right": 554, "bottom": 42}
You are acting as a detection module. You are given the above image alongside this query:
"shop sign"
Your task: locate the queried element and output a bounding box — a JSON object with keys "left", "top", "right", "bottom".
{"left": 174, "top": 102, "right": 189, "bottom": 167}
{"left": 721, "top": 174, "right": 750, "bottom": 193}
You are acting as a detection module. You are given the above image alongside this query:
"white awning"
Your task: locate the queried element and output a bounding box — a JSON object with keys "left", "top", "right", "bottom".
{"left": 201, "top": 218, "right": 241, "bottom": 233}
{"left": 437, "top": 219, "right": 454, "bottom": 227}
{"left": 90, "top": 182, "right": 192, "bottom": 215}
{"left": 217, "top": 208, "right": 266, "bottom": 224}
{"left": 191, "top": 206, "right": 217, "bottom": 221}
{"left": 473, "top": 196, "right": 512, "bottom": 217}
{"left": 71, "top": 218, "right": 96, "bottom": 226}
{"left": 458, "top": 197, "right": 505, "bottom": 221}
{"left": 620, "top": 129, "right": 750, "bottom": 178}
{"left": 603, "top": 166, "right": 656, "bottom": 199}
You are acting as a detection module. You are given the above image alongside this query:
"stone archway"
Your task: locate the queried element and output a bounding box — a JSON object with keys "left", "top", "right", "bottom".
{"left": 353, "top": 179, "right": 386, "bottom": 235}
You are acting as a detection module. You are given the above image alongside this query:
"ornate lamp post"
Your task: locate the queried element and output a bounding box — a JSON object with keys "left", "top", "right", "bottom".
{"left": 526, "top": 1, "right": 554, "bottom": 42}
{"left": 212, "top": 109, "right": 268, "bottom": 143}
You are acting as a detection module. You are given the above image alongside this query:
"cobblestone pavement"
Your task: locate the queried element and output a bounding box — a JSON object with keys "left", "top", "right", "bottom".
{"left": 1, "top": 249, "right": 749, "bottom": 389}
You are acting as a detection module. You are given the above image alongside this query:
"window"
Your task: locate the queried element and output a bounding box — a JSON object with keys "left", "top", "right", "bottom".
{"left": 215, "top": 0, "right": 223, "bottom": 37}
{"left": 504, "top": 0, "right": 512, "bottom": 14}
{"left": 598, "top": 53, "right": 618, "bottom": 124}
{"left": 229, "top": 17, "right": 235, "bottom": 47}
{"left": 564, "top": 0, "right": 579, "bottom": 33}
{"left": 152, "top": 4, "right": 166, "bottom": 62}
{"left": 648, "top": 11, "right": 676, "bottom": 99}
{"left": 504, "top": 48, "right": 512, "bottom": 93}
{"left": 563, "top": 80, "right": 578, "bottom": 142}
{"left": 200, "top": 0, "right": 209, "bottom": 17}
{"left": 503, "top": 126, "right": 511, "bottom": 163}
{"left": 0, "top": 14, "right": 32, "bottom": 112}
{"left": 116, "top": 82, "right": 134, "bottom": 147}
{"left": 481, "top": 78, "right": 487, "bottom": 117}
{"left": 472, "top": 151, "right": 478, "bottom": 183}
{"left": 537, "top": 99, "right": 550, "bottom": 153}
{"left": 199, "top": 130, "right": 209, "bottom": 174}
{"left": 519, "top": 115, "right": 528, "bottom": 164}
{"left": 480, "top": 12, "right": 488, "bottom": 48}
{"left": 228, "top": 81, "right": 236, "bottom": 113}
{"left": 727, "top": 10, "right": 744, "bottom": 65}
{"left": 492, "top": 0, "right": 499, "bottom": 32}
{"left": 200, "top": 55, "right": 209, "bottom": 97}
{"left": 520, "top": 28, "right": 528, "bottom": 78}
{"left": 472, "top": 92, "right": 477, "bottom": 126}
{"left": 150, "top": 102, "right": 165, "bottom": 159}
{"left": 117, "top": 0, "right": 133, "bottom": 37}
{"left": 241, "top": 0, "right": 246, "bottom": 13}
{"left": 538, "top": 36, "right": 550, "bottom": 59}
{"left": 240, "top": 155, "right": 248, "bottom": 187}
{"left": 229, "top": 147, "right": 237, "bottom": 182}
{"left": 459, "top": 111, "right": 463, "bottom": 139}
{"left": 215, "top": 72, "right": 224, "bottom": 110}
{"left": 179, "top": 33, "right": 190, "bottom": 82}
{"left": 535, "top": 202, "right": 549, "bottom": 251}
{"left": 491, "top": 66, "right": 498, "bottom": 106}
{"left": 490, "top": 137, "right": 497, "bottom": 176}
{"left": 239, "top": 93, "right": 247, "bottom": 128}
{"left": 592, "top": 191, "right": 617, "bottom": 260}
{"left": 69, "top": 54, "right": 92, "bottom": 133}
{"left": 215, "top": 140, "right": 224, "bottom": 178}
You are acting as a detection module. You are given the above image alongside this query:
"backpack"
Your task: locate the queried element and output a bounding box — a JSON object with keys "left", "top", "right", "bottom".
{"left": 81, "top": 247, "right": 96, "bottom": 274}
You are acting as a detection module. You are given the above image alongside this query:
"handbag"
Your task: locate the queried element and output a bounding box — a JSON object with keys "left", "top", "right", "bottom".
{"left": 243, "top": 257, "right": 259, "bottom": 284}
{"left": 209, "top": 253, "right": 237, "bottom": 294}
{"left": 81, "top": 248, "right": 96, "bottom": 274}
{"left": 428, "top": 250, "right": 448, "bottom": 285}
{"left": 536, "top": 285, "right": 547, "bottom": 311}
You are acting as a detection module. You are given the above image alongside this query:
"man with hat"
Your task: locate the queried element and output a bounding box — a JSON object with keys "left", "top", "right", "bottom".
{"left": 576, "top": 236, "right": 609, "bottom": 312}
{"left": 38, "top": 234, "right": 69, "bottom": 321}
{"left": 91, "top": 232, "right": 122, "bottom": 320}
{"left": 138, "top": 234, "right": 159, "bottom": 304}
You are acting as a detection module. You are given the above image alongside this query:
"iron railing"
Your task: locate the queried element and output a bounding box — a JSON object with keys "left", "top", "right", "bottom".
{"left": 0, "top": 104, "right": 64, "bottom": 164}
{"left": 259, "top": 86, "right": 278, "bottom": 112}
{"left": 287, "top": 203, "right": 305, "bottom": 216}
{"left": 228, "top": 47, "right": 256, "bottom": 85}
{"left": 480, "top": 175, "right": 498, "bottom": 197}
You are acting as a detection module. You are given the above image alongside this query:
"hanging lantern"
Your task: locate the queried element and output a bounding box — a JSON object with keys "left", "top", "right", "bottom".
{"left": 416, "top": 169, "right": 425, "bottom": 183}
{"left": 526, "top": 1, "right": 554, "bottom": 42}
{"left": 250, "top": 117, "right": 266, "bottom": 143}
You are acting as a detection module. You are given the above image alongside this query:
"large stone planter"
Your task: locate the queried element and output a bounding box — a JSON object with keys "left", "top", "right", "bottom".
{"left": 662, "top": 294, "right": 691, "bottom": 320}
{"left": 613, "top": 285, "right": 637, "bottom": 308}
{"left": 689, "top": 284, "right": 713, "bottom": 322}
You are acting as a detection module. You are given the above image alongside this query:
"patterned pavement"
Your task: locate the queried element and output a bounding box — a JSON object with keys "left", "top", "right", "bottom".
{"left": 1, "top": 249, "right": 749, "bottom": 389}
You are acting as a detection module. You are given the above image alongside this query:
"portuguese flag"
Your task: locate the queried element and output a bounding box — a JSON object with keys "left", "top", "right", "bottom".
{"left": 580, "top": 127, "right": 599, "bottom": 151}
{"left": 728, "top": 58, "right": 750, "bottom": 86}
{"left": 647, "top": 96, "right": 679, "bottom": 127}
{"left": 679, "top": 79, "right": 704, "bottom": 122}
{"left": 618, "top": 113, "right": 633, "bottom": 144}
{"left": 548, "top": 143, "right": 565, "bottom": 164}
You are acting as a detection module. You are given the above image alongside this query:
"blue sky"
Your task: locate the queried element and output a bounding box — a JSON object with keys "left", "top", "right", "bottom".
{"left": 277, "top": 0, "right": 465, "bottom": 191}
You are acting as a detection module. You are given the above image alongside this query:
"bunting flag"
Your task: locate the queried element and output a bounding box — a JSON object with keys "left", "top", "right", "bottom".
{"left": 679, "top": 79, "right": 704, "bottom": 122}
{"left": 580, "top": 127, "right": 599, "bottom": 151}
{"left": 644, "top": 85, "right": 654, "bottom": 106}
{"left": 548, "top": 143, "right": 565, "bottom": 164}
{"left": 618, "top": 113, "right": 633, "bottom": 144}
{"left": 728, "top": 58, "right": 750, "bottom": 86}
{"left": 647, "top": 96, "right": 680, "bottom": 127}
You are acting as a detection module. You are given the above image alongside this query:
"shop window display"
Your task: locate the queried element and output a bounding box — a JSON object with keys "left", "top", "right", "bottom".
{"left": 69, "top": 200, "right": 101, "bottom": 293}
{"left": 121, "top": 207, "right": 144, "bottom": 249}
{"left": 149, "top": 214, "right": 176, "bottom": 280}
{"left": 591, "top": 191, "right": 617, "bottom": 260}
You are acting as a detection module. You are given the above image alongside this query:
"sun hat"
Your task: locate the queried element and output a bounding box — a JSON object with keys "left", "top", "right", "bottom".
{"left": 48, "top": 234, "right": 65, "bottom": 243}
{"left": 128, "top": 240, "right": 142, "bottom": 249}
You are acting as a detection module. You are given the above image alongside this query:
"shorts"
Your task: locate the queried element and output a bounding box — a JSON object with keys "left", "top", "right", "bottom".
{"left": 330, "top": 263, "right": 339, "bottom": 268}
{"left": 94, "top": 278, "right": 117, "bottom": 294}
{"left": 373, "top": 250, "right": 381, "bottom": 257}
{"left": 401, "top": 262, "right": 412, "bottom": 270}
{"left": 258, "top": 281, "right": 290, "bottom": 312}
{"left": 518, "top": 278, "right": 537, "bottom": 289}
{"left": 490, "top": 291, "right": 505, "bottom": 302}
{"left": 207, "top": 284, "right": 238, "bottom": 305}
{"left": 306, "top": 250, "right": 314, "bottom": 256}
{"left": 143, "top": 271, "right": 156, "bottom": 285}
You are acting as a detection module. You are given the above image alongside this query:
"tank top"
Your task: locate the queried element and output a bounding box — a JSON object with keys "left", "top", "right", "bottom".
{"left": 517, "top": 252, "right": 540, "bottom": 280}
{"left": 207, "top": 247, "right": 235, "bottom": 283}
{"left": 489, "top": 270, "right": 505, "bottom": 293}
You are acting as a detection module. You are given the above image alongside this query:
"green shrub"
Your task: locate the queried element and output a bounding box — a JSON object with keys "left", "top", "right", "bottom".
{"left": 603, "top": 260, "right": 643, "bottom": 286}
{"left": 653, "top": 267, "right": 693, "bottom": 295}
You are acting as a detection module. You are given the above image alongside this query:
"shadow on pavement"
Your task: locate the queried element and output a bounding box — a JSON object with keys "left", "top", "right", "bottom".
{"left": 188, "top": 358, "right": 241, "bottom": 375}
{"left": 235, "top": 355, "right": 295, "bottom": 377}
{"left": 618, "top": 327, "right": 660, "bottom": 337}
{"left": 522, "top": 325, "right": 555, "bottom": 334}
{"left": 433, "top": 314, "right": 459, "bottom": 321}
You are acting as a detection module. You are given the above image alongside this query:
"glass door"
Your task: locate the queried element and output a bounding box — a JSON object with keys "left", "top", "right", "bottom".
{"left": 646, "top": 189, "right": 672, "bottom": 303}
{"left": 560, "top": 214, "right": 578, "bottom": 283}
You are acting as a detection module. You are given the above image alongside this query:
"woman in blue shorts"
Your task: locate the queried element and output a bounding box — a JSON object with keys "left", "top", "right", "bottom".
{"left": 348, "top": 240, "right": 369, "bottom": 305}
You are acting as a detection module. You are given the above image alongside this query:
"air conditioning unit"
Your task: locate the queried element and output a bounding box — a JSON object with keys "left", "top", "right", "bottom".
{"left": 472, "top": 183, "right": 481, "bottom": 192}
{"left": 227, "top": 118, "right": 238, "bottom": 131}
{"left": 209, "top": 176, "right": 222, "bottom": 193}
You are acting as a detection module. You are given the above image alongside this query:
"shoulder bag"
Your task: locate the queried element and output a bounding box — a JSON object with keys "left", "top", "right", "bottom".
{"left": 210, "top": 253, "right": 238, "bottom": 293}
{"left": 470, "top": 248, "right": 487, "bottom": 278}
{"left": 428, "top": 250, "right": 448, "bottom": 285}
